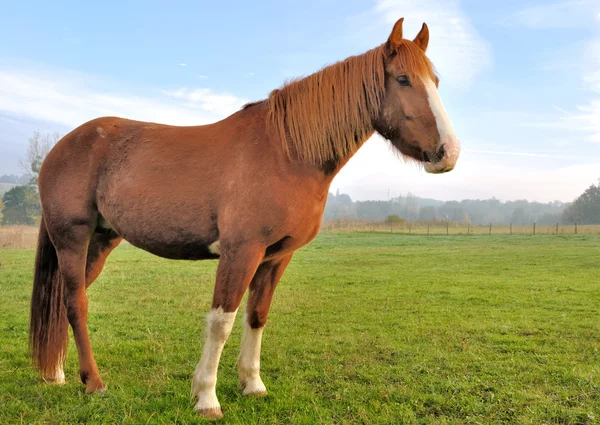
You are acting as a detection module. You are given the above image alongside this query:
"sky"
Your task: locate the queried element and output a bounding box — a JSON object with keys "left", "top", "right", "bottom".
{"left": 1, "top": 0, "right": 599, "bottom": 202}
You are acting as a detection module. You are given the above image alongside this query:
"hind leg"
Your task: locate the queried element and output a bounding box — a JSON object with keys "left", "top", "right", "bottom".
{"left": 46, "top": 230, "right": 121, "bottom": 385}
{"left": 53, "top": 224, "right": 106, "bottom": 393}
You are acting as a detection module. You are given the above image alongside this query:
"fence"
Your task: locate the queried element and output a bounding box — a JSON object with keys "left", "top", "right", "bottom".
{"left": 321, "top": 220, "right": 600, "bottom": 236}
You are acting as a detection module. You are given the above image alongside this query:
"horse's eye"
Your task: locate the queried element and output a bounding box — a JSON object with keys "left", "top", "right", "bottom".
{"left": 396, "top": 76, "right": 410, "bottom": 87}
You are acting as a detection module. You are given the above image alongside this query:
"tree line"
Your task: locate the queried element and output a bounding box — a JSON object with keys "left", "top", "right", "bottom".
{"left": 324, "top": 184, "right": 600, "bottom": 226}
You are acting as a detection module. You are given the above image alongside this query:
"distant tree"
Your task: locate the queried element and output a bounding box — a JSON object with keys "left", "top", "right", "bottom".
{"left": 385, "top": 214, "right": 405, "bottom": 225}
{"left": 419, "top": 206, "right": 437, "bottom": 221}
{"left": 0, "top": 199, "right": 4, "bottom": 224}
{"left": 1, "top": 186, "right": 40, "bottom": 225}
{"left": 562, "top": 180, "right": 600, "bottom": 224}
{"left": 336, "top": 193, "right": 353, "bottom": 206}
{"left": 20, "top": 130, "right": 60, "bottom": 187}
{"left": 510, "top": 207, "right": 528, "bottom": 225}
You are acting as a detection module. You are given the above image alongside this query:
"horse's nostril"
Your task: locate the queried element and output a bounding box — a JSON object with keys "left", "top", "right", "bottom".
{"left": 437, "top": 144, "right": 445, "bottom": 158}
{"left": 422, "top": 151, "right": 431, "bottom": 163}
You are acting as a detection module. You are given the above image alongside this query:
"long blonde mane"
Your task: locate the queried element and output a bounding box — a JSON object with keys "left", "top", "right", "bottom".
{"left": 267, "top": 45, "right": 386, "bottom": 164}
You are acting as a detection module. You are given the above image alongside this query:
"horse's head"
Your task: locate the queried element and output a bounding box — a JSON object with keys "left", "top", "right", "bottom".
{"left": 373, "top": 18, "right": 460, "bottom": 174}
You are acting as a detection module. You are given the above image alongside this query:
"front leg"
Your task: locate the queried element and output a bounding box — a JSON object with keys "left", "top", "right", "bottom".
{"left": 238, "top": 254, "right": 293, "bottom": 396}
{"left": 192, "top": 242, "right": 264, "bottom": 419}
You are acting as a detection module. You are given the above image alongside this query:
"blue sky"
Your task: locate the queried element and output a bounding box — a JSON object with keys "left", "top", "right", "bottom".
{"left": 1, "top": 0, "right": 599, "bottom": 202}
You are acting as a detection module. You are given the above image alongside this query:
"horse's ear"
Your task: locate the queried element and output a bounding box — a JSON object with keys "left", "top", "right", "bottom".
{"left": 386, "top": 18, "right": 404, "bottom": 52}
{"left": 413, "top": 23, "right": 429, "bottom": 51}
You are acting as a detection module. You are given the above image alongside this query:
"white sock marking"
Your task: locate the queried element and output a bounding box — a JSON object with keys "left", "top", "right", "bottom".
{"left": 45, "top": 364, "right": 65, "bottom": 384}
{"left": 192, "top": 307, "right": 237, "bottom": 412}
{"left": 238, "top": 318, "right": 266, "bottom": 396}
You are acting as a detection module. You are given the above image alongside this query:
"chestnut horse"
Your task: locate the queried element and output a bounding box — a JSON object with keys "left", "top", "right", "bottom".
{"left": 29, "top": 18, "right": 460, "bottom": 418}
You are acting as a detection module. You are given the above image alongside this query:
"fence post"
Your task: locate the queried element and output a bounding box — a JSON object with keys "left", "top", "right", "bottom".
{"left": 446, "top": 221, "right": 449, "bottom": 235}
{"left": 533, "top": 222, "right": 536, "bottom": 235}
{"left": 409, "top": 222, "right": 412, "bottom": 234}
{"left": 575, "top": 222, "right": 577, "bottom": 235}
{"left": 427, "top": 224, "right": 430, "bottom": 235}
{"left": 556, "top": 223, "right": 559, "bottom": 234}
{"left": 489, "top": 223, "right": 492, "bottom": 235}
{"left": 510, "top": 223, "right": 512, "bottom": 235}
{"left": 468, "top": 224, "right": 470, "bottom": 235}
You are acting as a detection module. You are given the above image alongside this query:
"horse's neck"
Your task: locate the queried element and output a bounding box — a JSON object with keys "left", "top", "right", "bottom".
{"left": 319, "top": 129, "right": 376, "bottom": 181}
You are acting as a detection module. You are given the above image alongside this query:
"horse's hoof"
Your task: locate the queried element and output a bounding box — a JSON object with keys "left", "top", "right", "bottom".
{"left": 43, "top": 371, "right": 65, "bottom": 385}
{"left": 197, "top": 407, "right": 224, "bottom": 420}
{"left": 241, "top": 378, "right": 267, "bottom": 397}
{"left": 244, "top": 389, "right": 267, "bottom": 397}
{"left": 85, "top": 379, "right": 107, "bottom": 394}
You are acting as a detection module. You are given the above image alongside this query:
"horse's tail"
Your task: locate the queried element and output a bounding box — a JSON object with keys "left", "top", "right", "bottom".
{"left": 29, "top": 215, "right": 68, "bottom": 377}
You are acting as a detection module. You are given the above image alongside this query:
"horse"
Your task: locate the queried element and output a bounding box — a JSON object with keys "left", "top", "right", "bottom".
{"left": 29, "top": 17, "right": 460, "bottom": 418}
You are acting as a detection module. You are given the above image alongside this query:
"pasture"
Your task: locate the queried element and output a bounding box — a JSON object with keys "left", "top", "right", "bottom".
{"left": 0, "top": 233, "right": 599, "bottom": 424}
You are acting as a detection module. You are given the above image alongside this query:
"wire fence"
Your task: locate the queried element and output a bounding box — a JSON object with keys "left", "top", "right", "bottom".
{"left": 321, "top": 220, "right": 600, "bottom": 235}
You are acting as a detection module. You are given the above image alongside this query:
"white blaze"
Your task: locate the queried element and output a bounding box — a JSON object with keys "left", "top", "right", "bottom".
{"left": 192, "top": 307, "right": 237, "bottom": 414}
{"left": 423, "top": 78, "right": 460, "bottom": 173}
{"left": 424, "top": 79, "right": 456, "bottom": 142}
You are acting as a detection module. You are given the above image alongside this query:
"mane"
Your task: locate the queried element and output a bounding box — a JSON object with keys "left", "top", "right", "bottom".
{"left": 267, "top": 45, "right": 387, "bottom": 164}
{"left": 266, "top": 40, "right": 436, "bottom": 164}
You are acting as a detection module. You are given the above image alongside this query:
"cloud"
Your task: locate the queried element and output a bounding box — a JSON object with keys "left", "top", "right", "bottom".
{"left": 373, "top": 0, "right": 493, "bottom": 86}
{"left": 177, "top": 63, "right": 187, "bottom": 67}
{"left": 161, "top": 87, "right": 248, "bottom": 117}
{"left": 509, "top": 2, "right": 600, "bottom": 144}
{"left": 0, "top": 67, "right": 248, "bottom": 129}
{"left": 510, "top": 0, "right": 600, "bottom": 28}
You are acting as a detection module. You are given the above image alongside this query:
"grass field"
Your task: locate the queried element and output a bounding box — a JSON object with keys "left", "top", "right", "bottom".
{"left": 1, "top": 233, "right": 599, "bottom": 424}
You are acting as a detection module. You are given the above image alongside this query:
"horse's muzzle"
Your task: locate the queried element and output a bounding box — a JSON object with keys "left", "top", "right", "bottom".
{"left": 424, "top": 138, "right": 461, "bottom": 174}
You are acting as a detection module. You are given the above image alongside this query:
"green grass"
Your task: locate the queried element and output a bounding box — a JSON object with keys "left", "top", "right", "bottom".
{"left": 1, "top": 233, "right": 599, "bottom": 424}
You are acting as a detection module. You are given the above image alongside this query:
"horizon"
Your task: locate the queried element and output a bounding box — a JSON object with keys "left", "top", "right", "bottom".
{"left": 1, "top": 1, "right": 599, "bottom": 203}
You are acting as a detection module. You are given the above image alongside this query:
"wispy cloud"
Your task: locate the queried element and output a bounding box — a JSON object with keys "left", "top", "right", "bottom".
{"left": 0, "top": 67, "right": 247, "bottom": 128}
{"left": 464, "top": 148, "right": 597, "bottom": 161}
{"left": 373, "top": 0, "right": 493, "bottom": 86}
{"left": 510, "top": 0, "right": 600, "bottom": 28}
{"left": 510, "top": 1, "right": 600, "bottom": 144}
{"left": 162, "top": 87, "right": 248, "bottom": 117}
{"left": 197, "top": 74, "right": 209, "bottom": 80}
{"left": 177, "top": 63, "right": 187, "bottom": 67}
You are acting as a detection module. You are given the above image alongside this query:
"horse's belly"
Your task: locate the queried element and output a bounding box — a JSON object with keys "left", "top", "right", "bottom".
{"left": 97, "top": 211, "right": 220, "bottom": 261}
